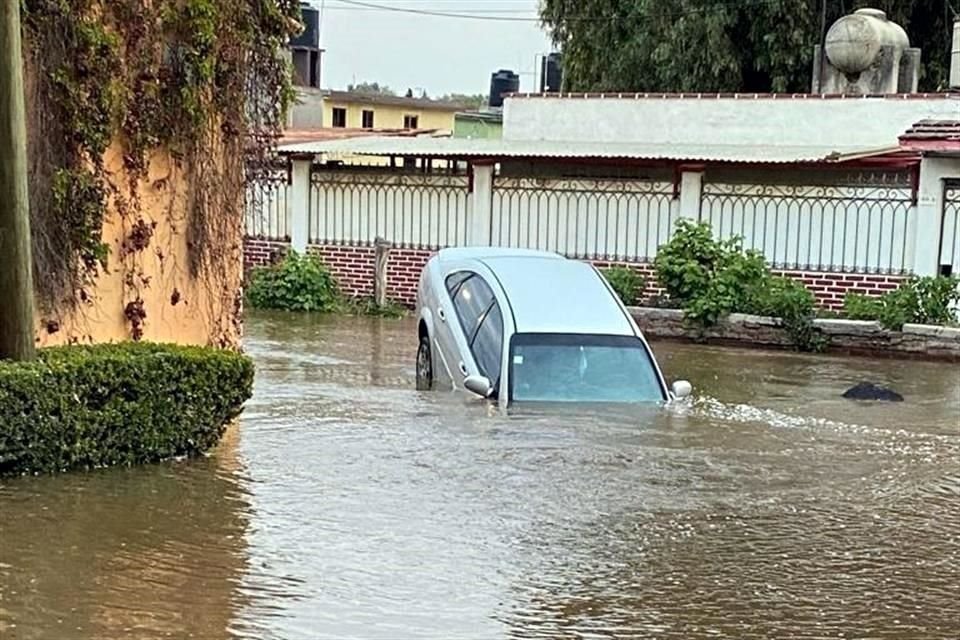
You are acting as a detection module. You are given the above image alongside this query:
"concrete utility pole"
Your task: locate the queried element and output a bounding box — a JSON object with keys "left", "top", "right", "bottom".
{"left": 0, "top": 0, "right": 36, "bottom": 360}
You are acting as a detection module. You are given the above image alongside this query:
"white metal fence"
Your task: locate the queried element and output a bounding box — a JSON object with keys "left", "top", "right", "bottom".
{"left": 245, "top": 165, "right": 946, "bottom": 275}
{"left": 699, "top": 181, "right": 916, "bottom": 274}
{"left": 309, "top": 170, "right": 470, "bottom": 249}
{"left": 491, "top": 177, "right": 678, "bottom": 261}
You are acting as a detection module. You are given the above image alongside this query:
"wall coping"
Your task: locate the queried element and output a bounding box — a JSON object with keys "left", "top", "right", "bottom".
{"left": 628, "top": 306, "right": 960, "bottom": 361}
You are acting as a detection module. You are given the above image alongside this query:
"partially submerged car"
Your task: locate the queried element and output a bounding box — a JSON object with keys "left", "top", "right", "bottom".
{"left": 415, "top": 247, "right": 691, "bottom": 407}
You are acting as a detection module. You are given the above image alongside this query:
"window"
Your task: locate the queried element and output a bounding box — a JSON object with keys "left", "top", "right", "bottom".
{"left": 509, "top": 334, "right": 665, "bottom": 404}
{"left": 332, "top": 107, "right": 347, "bottom": 128}
{"left": 472, "top": 303, "right": 503, "bottom": 384}
{"left": 362, "top": 110, "right": 375, "bottom": 129}
{"left": 446, "top": 272, "right": 504, "bottom": 385}
{"left": 403, "top": 114, "right": 419, "bottom": 129}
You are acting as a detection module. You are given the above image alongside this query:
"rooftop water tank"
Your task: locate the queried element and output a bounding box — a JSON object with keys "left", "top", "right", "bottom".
{"left": 489, "top": 69, "right": 519, "bottom": 108}
{"left": 825, "top": 8, "right": 909, "bottom": 75}
{"left": 291, "top": 2, "right": 320, "bottom": 49}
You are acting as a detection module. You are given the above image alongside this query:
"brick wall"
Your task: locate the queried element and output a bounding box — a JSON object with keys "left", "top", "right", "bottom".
{"left": 243, "top": 236, "right": 907, "bottom": 311}
{"left": 244, "top": 237, "right": 290, "bottom": 271}
{"left": 775, "top": 269, "right": 907, "bottom": 310}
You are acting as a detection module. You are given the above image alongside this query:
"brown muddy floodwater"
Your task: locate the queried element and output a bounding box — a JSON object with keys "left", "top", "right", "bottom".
{"left": 1, "top": 312, "right": 958, "bottom": 640}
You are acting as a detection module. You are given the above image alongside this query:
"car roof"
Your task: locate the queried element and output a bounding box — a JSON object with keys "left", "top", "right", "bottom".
{"left": 437, "top": 247, "right": 563, "bottom": 263}
{"left": 477, "top": 256, "right": 636, "bottom": 336}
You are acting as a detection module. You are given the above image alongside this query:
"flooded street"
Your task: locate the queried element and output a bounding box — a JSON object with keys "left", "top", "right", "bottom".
{"left": 2, "top": 312, "right": 959, "bottom": 639}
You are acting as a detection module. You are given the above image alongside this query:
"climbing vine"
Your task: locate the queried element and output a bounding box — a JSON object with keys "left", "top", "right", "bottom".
{"left": 22, "top": 0, "right": 300, "bottom": 341}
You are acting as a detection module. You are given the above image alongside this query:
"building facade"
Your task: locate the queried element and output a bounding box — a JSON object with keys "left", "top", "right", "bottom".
{"left": 247, "top": 93, "right": 960, "bottom": 309}
{"left": 289, "top": 90, "right": 465, "bottom": 133}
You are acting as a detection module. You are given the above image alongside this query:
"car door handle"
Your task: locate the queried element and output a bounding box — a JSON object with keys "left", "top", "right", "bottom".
{"left": 438, "top": 308, "right": 446, "bottom": 322}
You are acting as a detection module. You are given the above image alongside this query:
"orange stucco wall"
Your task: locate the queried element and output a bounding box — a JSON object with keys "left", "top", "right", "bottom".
{"left": 34, "top": 144, "right": 243, "bottom": 349}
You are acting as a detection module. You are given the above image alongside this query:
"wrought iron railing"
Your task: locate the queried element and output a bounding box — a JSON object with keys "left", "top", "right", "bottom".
{"left": 700, "top": 182, "right": 916, "bottom": 274}
{"left": 245, "top": 171, "right": 290, "bottom": 240}
{"left": 491, "top": 177, "right": 678, "bottom": 261}
{"left": 309, "top": 170, "right": 470, "bottom": 248}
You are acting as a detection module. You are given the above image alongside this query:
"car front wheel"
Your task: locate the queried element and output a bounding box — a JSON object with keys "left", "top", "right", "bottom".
{"left": 416, "top": 336, "right": 433, "bottom": 390}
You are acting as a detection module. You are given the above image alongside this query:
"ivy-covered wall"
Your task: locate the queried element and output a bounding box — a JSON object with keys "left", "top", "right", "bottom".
{"left": 21, "top": 0, "right": 300, "bottom": 347}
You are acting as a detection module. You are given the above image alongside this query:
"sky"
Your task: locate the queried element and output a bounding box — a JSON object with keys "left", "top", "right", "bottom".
{"left": 312, "top": 0, "right": 554, "bottom": 96}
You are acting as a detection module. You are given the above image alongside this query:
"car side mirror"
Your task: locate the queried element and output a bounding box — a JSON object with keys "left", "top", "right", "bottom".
{"left": 671, "top": 380, "right": 692, "bottom": 399}
{"left": 464, "top": 375, "right": 494, "bottom": 398}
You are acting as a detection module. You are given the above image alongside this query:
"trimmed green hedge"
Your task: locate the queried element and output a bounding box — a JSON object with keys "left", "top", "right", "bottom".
{"left": 0, "top": 343, "right": 254, "bottom": 476}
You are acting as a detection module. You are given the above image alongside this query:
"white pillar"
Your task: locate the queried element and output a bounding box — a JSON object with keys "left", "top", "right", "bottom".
{"left": 288, "top": 157, "right": 312, "bottom": 253}
{"left": 913, "top": 157, "right": 953, "bottom": 277}
{"left": 678, "top": 169, "right": 704, "bottom": 221}
{"left": 468, "top": 162, "right": 494, "bottom": 246}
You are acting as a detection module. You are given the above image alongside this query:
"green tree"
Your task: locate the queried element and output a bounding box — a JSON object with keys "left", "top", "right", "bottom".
{"left": 346, "top": 81, "right": 396, "bottom": 95}
{"left": 540, "top": 0, "right": 952, "bottom": 93}
{"left": 441, "top": 93, "right": 488, "bottom": 108}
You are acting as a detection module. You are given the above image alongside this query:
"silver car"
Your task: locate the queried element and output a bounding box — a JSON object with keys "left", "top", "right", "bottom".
{"left": 415, "top": 247, "right": 691, "bottom": 407}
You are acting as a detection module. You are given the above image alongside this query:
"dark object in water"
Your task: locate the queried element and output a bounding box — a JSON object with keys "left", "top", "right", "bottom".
{"left": 842, "top": 382, "right": 904, "bottom": 402}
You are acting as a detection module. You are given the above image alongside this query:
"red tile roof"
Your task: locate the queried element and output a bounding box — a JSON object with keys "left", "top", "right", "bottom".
{"left": 899, "top": 120, "right": 960, "bottom": 152}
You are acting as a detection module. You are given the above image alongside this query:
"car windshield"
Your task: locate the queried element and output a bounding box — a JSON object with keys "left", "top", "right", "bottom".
{"left": 509, "top": 334, "right": 666, "bottom": 404}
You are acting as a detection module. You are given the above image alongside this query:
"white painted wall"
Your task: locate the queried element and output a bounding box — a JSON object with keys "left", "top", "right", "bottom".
{"left": 503, "top": 96, "right": 960, "bottom": 148}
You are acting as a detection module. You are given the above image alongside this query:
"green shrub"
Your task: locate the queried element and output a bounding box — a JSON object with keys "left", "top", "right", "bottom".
{"left": 654, "top": 220, "right": 740, "bottom": 304}
{"left": 654, "top": 220, "right": 824, "bottom": 351}
{"left": 246, "top": 250, "right": 340, "bottom": 312}
{"left": 843, "top": 276, "right": 960, "bottom": 330}
{"left": 602, "top": 266, "right": 646, "bottom": 306}
{"left": 0, "top": 343, "right": 254, "bottom": 476}
{"left": 749, "top": 276, "right": 825, "bottom": 352}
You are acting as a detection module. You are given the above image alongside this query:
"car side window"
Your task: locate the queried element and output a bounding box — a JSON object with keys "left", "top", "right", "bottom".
{"left": 447, "top": 272, "right": 494, "bottom": 338}
{"left": 445, "top": 271, "right": 473, "bottom": 297}
{"left": 445, "top": 272, "right": 503, "bottom": 383}
{"left": 472, "top": 303, "right": 503, "bottom": 384}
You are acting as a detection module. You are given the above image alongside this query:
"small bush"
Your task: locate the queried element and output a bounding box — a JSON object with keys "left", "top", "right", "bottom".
{"left": 654, "top": 220, "right": 740, "bottom": 304}
{"left": 843, "top": 276, "right": 960, "bottom": 330}
{"left": 0, "top": 343, "right": 254, "bottom": 476}
{"left": 246, "top": 250, "right": 340, "bottom": 312}
{"left": 843, "top": 293, "right": 884, "bottom": 321}
{"left": 654, "top": 220, "right": 824, "bottom": 351}
{"left": 749, "top": 276, "right": 825, "bottom": 352}
{"left": 602, "top": 266, "right": 646, "bottom": 306}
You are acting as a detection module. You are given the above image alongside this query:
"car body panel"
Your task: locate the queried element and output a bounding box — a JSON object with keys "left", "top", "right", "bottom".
{"left": 416, "top": 247, "right": 673, "bottom": 407}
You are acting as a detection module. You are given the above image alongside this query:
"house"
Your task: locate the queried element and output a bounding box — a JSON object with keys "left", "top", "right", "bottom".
{"left": 288, "top": 90, "right": 466, "bottom": 134}
{"left": 453, "top": 110, "right": 503, "bottom": 139}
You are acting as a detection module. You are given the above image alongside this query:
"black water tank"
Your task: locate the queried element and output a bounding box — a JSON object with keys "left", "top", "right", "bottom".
{"left": 489, "top": 69, "right": 520, "bottom": 108}
{"left": 291, "top": 2, "right": 320, "bottom": 49}
{"left": 540, "top": 53, "right": 563, "bottom": 93}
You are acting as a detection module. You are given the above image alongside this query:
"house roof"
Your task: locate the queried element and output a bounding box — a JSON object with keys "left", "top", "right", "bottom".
{"left": 278, "top": 136, "right": 905, "bottom": 165}
{"left": 899, "top": 119, "right": 960, "bottom": 154}
{"left": 279, "top": 128, "right": 449, "bottom": 145}
{"left": 323, "top": 91, "right": 468, "bottom": 111}
{"left": 455, "top": 110, "right": 504, "bottom": 123}
{"left": 506, "top": 92, "right": 958, "bottom": 101}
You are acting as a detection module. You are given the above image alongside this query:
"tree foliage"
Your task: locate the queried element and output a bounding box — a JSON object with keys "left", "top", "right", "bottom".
{"left": 346, "top": 81, "right": 396, "bottom": 95}
{"left": 540, "top": 0, "right": 953, "bottom": 93}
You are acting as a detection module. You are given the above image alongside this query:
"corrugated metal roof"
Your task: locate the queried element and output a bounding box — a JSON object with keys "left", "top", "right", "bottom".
{"left": 278, "top": 136, "right": 902, "bottom": 164}
{"left": 279, "top": 128, "right": 449, "bottom": 145}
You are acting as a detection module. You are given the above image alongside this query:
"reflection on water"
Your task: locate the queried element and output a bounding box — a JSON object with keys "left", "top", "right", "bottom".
{"left": 1, "top": 311, "right": 958, "bottom": 639}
